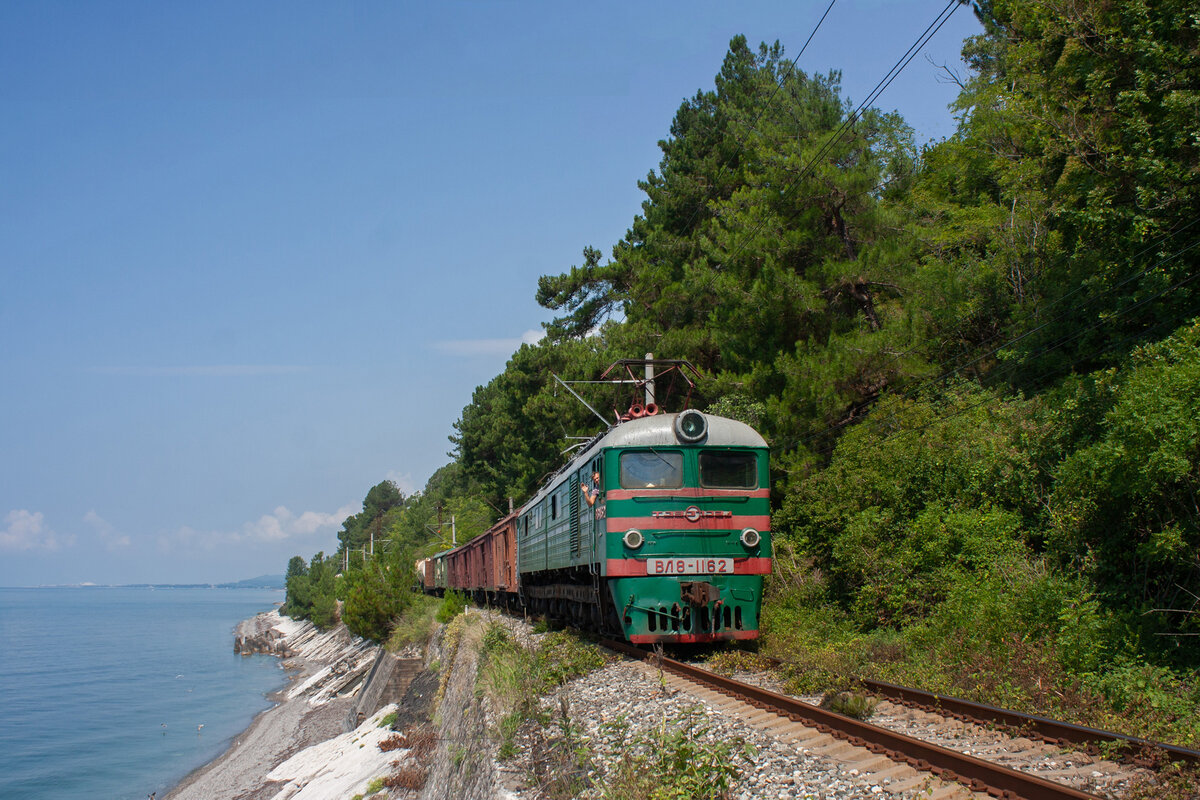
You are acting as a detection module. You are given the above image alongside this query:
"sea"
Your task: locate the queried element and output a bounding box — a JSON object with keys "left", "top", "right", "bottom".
{"left": 0, "top": 586, "right": 288, "bottom": 800}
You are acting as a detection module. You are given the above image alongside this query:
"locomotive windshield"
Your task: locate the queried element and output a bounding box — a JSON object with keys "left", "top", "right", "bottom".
{"left": 699, "top": 451, "right": 757, "bottom": 488}
{"left": 619, "top": 450, "right": 683, "bottom": 489}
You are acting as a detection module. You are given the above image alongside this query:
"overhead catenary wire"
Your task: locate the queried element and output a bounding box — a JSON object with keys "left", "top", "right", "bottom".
{"left": 654, "top": 0, "right": 965, "bottom": 357}
{"left": 670, "top": 0, "right": 841, "bottom": 239}
{"left": 571, "top": 0, "right": 959, "bottom": 337}
{"left": 707, "top": 0, "right": 964, "bottom": 278}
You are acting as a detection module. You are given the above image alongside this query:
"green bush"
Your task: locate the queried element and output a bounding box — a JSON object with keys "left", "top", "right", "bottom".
{"left": 1085, "top": 658, "right": 1200, "bottom": 747}
{"left": 341, "top": 564, "right": 416, "bottom": 642}
{"left": 309, "top": 592, "right": 339, "bottom": 630}
{"left": 777, "top": 383, "right": 1043, "bottom": 629}
{"left": 436, "top": 590, "right": 468, "bottom": 623}
{"left": 282, "top": 551, "right": 340, "bottom": 629}
{"left": 1047, "top": 321, "right": 1200, "bottom": 657}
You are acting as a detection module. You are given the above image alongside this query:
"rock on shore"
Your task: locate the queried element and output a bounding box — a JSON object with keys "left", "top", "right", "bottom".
{"left": 165, "top": 610, "right": 390, "bottom": 800}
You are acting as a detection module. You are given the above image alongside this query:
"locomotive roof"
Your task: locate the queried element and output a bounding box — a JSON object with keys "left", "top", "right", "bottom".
{"left": 593, "top": 412, "right": 767, "bottom": 450}
{"left": 522, "top": 412, "right": 767, "bottom": 510}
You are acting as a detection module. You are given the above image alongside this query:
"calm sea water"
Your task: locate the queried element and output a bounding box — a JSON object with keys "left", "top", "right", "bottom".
{"left": 0, "top": 587, "right": 288, "bottom": 800}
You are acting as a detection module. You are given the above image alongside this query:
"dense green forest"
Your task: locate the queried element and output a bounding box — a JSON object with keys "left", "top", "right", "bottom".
{"left": 284, "top": 0, "right": 1199, "bottom": 745}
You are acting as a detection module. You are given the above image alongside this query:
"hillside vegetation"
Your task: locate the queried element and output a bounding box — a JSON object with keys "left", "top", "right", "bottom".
{"left": 283, "top": 0, "right": 1200, "bottom": 747}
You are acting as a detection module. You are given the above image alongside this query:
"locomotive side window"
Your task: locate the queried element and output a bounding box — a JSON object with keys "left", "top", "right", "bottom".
{"left": 699, "top": 451, "right": 757, "bottom": 488}
{"left": 619, "top": 450, "right": 683, "bottom": 489}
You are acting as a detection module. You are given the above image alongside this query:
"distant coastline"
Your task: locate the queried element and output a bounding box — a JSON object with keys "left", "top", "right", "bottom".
{"left": 6, "top": 575, "right": 286, "bottom": 590}
{"left": 0, "top": 586, "right": 287, "bottom": 800}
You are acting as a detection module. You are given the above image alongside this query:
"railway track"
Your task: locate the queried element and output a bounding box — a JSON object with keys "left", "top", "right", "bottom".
{"left": 758, "top": 656, "right": 1200, "bottom": 770}
{"left": 602, "top": 638, "right": 1120, "bottom": 800}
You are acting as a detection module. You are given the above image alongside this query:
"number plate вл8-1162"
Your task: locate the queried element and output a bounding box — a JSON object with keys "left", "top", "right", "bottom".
{"left": 645, "top": 557, "right": 733, "bottom": 575}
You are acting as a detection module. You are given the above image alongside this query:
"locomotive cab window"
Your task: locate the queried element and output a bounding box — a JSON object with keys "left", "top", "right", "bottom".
{"left": 619, "top": 450, "right": 683, "bottom": 489}
{"left": 699, "top": 451, "right": 757, "bottom": 489}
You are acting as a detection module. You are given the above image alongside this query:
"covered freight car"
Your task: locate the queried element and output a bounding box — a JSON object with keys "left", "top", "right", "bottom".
{"left": 430, "top": 512, "right": 518, "bottom": 605}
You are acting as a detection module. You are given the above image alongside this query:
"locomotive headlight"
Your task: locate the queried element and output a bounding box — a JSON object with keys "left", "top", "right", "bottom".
{"left": 740, "top": 528, "right": 761, "bottom": 548}
{"left": 622, "top": 529, "right": 644, "bottom": 549}
{"left": 674, "top": 409, "right": 708, "bottom": 443}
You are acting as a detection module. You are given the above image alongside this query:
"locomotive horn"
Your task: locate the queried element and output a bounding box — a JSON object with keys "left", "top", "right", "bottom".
{"left": 643, "top": 403, "right": 659, "bottom": 416}
{"left": 629, "top": 403, "right": 645, "bottom": 418}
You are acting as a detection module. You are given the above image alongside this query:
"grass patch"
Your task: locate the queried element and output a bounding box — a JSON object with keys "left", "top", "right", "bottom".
{"left": 599, "top": 709, "right": 753, "bottom": 800}
{"left": 476, "top": 623, "right": 607, "bottom": 759}
{"left": 762, "top": 560, "right": 1200, "bottom": 747}
{"left": 385, "top": 593, "right": 439, "bottom": 652}
{"left": 704, "top": 649, "right": 773, "bottom": 676}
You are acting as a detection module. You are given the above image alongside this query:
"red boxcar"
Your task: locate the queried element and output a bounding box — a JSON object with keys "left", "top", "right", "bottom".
{"left": 417, "top": 558, "right": 435, "bottom": 590}
{"left": 438, "top": 512, "right": 519, "bottom": 600}
{"left": 488, "top": 512, "right": 518, "bottom": 593}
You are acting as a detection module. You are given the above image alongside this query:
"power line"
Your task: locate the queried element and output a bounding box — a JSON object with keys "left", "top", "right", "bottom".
{"left": 709, "top": 0, "right": 963, "bottom": 277}
{"left": 671, "top": 0, "right": 840, "bottom": 239}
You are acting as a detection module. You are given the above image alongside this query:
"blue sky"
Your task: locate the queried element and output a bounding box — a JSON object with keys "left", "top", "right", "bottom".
{"left": 0, "top": 1, "right": 981, "bottom": 585}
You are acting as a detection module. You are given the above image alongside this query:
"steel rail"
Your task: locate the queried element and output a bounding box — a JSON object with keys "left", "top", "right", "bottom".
{"left": 603, "top": 639, "right": 1102, "bottom": 800}
{"left": 762, "top": 657, "right": 1200, "bottom": 767}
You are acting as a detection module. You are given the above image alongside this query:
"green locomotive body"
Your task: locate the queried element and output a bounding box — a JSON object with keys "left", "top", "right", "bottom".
{"left": 516, "top": 409, "right": 771, "bottom": 643}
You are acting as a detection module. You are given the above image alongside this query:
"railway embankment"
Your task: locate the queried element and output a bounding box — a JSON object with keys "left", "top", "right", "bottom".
{"left": 168, "top": 605, "right": 1191, "bottom": 800}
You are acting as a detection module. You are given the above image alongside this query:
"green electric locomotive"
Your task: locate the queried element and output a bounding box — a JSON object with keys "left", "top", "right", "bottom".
{"left": 516, "top": 408, "right": 771, "bottom": 644}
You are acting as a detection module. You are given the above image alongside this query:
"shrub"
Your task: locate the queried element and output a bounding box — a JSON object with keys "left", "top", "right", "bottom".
{"left": 378, "top": 733, "right": 407, "bottom": 752}
{"left": 436, "top": 590, "right": 468, "bottom": 623}
{"left": 383, "top": 767, "right": 427, "bottom": 790}
{"left": 342, "top": 564, "right": 416, "bottom": 642}
{"left": 822, "top": 690, "right": 878, "bottom": 719}
{"left": 309, "top": 593, "right": 339, "bottom": 630}
{"left": 534, "top": 632, "right": 607, "bottom": 686}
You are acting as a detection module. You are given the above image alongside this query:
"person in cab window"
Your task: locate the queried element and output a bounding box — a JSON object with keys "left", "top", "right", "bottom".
{"left": 581, "top": 470, "right": 601, "bottom": 506}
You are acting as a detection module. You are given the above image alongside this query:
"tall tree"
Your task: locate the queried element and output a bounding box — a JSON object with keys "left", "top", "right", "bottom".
{"left": 939, "top": 0, "right": 1200, "bottom": 380}
{"left": 539, "top": 37, "right": 923, "bottom": 458}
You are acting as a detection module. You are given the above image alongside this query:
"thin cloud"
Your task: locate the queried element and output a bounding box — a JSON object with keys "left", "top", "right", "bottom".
{"left": 243, "top": 504, "right": 359, "bottom": 542}
{"left": 83, "top": 510, "right": 131, "bottom": 551}
{"left": 384, "top": 471, "right": 417, "bottom": 496}
{"left": 88, "top": 365, "right": 310, "bottom": 377}
{"left": 433, "top": 329, "right": 544, "bottom": 357}
{"left": 159, "top": 502, "right": 358, "bottom": 552}
{"left": 1, "top": 510, "right": 72, "bottom": 552}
